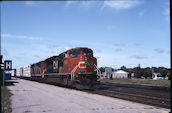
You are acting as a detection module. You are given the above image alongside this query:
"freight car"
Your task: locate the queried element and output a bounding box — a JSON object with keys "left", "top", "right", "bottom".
{"left": 20, "top": 67, "right": 23, "bottom": 78}
{"left": 11, "top": 69, "right": 16, "bottom": 77}
{"left": 23, "top": 65, "right": 31, "bottom": 79}
{"left": 16, "top": 68, "right": 21, "bottom": 78}
{"left": 19, "top": 47, "right": 100, "bottom": 89}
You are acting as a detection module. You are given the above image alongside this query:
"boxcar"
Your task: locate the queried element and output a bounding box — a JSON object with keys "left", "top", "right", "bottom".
{"left": 23, "top": 65, "right": 31, "bottom": 79}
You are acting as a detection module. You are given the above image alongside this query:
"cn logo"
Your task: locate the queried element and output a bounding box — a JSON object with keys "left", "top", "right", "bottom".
{"left": 53, "top": 60, "right": 58, "bottom": 70}
{"left": 4, "top": 60, "right": 12, "bottom": 70}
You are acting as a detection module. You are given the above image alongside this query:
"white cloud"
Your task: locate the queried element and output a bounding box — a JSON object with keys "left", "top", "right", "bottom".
{"left": 65, "top": 1, "right": 97, "bottom": 8}
{"left": 33, "top": 55, "right": 40, "bottom": 58}
{"left": 64, "top": 0, "right": 142, "bottom": 11}
{"left": 163, "top": 8, "right": 169, "bottom": 15}
{"left": 94, "top": 52, "right": 149, "bottom": 68}
{"left": 2, "top": 48, "right": 8, "bottom": 56}
{"left": 64, "top": 1, "right": 76, "bottom": 8}
{"left": 81, "top": 1, "right": 97, "bottom": 8}
{"left": 162, "top": 2, "right": 170, "bottom": 22}
{"left": 8, "top": 43, "right": 64, "bottom": 67}
{"left": 106, "top": 25, "right": 115, "bottom": 30}
{"left": 163, "top": 8, "right": 170, "bottom": 21}
{"left": 113, "top": 43, "right": 126, "bottom": 47}
{"left": 70, "top": 40, "right": 106, "bottom": 47}
{"left": 115, "top": 48, "right": 122, "bottom": 51}
{"left": 1, "top": 33, "right": 43, "bottom": 41}
{"left": 70, "top": 40, "right": 127, "bottom": 52}
{"left": 154, "top": 48, "right": 165, "bottom": 54}
{"left": 167, "top": 50, "right": 170, "bottom": 54}
{"left": 139, "top": 10, "right": 144, "bottom": 17}
{"left": 25, "top": 1, "right": 36, "bottom": 7}
{"left": 134, "top": 43, "right": 143, "bottom": 46}
{"left": 95, "top": 49, "right": 102, "bottom": 53}
{"left": 47, "top": 44, "right": 70, "bottom": 53}
{"left": 103, "top": 0, "right": 142, "bottom": 10}
{"left": 131, "top": 54, "right": 147, "bottom": 59}
{"left": 94, "top": 52, "right": 128, "bottom": 68}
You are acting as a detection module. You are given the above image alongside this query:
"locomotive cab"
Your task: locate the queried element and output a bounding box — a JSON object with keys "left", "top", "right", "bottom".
{"left": 67, "top": 48, "right": 97, "bottom": 75}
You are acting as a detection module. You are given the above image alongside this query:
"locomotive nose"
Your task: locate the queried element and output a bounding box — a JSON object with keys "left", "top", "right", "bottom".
{"left": 79, "top": 61, "right": 86, "bottom": 68}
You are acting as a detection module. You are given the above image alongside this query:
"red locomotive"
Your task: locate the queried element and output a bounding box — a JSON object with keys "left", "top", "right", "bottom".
{"left": 31, "top": 47, "right": 100, "bottom": 89}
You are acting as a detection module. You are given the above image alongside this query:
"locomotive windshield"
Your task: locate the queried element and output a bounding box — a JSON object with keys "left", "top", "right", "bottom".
{"left": 70, "top": 50, "right": 81, "bottom": 58}
{"left": 83, "top": 49, "right": 92, "bottom": 55}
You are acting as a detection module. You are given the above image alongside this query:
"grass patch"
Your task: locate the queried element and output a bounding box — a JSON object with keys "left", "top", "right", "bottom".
{"left": 1, "top": 86, "right": 13, "bottom": 113}
{"left": 100, "top": 78, "right": 171, "bottom": 87}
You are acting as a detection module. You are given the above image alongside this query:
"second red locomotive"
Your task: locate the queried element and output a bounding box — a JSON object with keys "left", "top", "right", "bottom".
{"left": 31, "top": 47, "right": 100, "bottom": 89}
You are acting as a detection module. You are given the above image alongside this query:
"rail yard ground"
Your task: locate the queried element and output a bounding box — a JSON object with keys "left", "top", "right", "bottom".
{"left": 100, "top": 78, "right": 171, "bottom": 87}
{"left": 6, "top": 78, "right": 170, "bottom": 113}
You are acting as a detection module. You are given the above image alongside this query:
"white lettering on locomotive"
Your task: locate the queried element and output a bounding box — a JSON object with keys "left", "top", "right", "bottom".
{"left": 53, "top": 60, "right": 58, "bottom": 70}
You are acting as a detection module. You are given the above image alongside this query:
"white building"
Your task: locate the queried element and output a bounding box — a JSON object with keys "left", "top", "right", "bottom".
{"left": 152, "top": 73, "right": 164, "bottom": 80}
{"left": 112, "top": 70, "right": 128, "bottom": 78}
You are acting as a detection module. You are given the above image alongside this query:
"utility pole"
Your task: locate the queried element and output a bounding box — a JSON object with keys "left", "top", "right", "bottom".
{"left": 152, "top": 67, "right": 154, "bottom": 79}
{"left": 0, "top": 55, "right": 3, "bottom": 113}
{"left": 96, "top": 57, "right": 102, "bottom": 78}
{"left": 0, "top": 42, "right": 4, "bottom": 113}
{"left": 0, "top": 2, "right": 4, "bottom": 112}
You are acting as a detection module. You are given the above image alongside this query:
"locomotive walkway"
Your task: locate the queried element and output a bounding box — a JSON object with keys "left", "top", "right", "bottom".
{"left": 7, "top": 78, "right": 170, "bottom": 113}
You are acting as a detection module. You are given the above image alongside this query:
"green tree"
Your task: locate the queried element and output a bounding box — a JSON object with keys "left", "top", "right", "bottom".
{"left": 120, "top": 66, "right": 126, "bottom": 70}
{"left": 99, "top": 67, "right": 105, "bottom": 74}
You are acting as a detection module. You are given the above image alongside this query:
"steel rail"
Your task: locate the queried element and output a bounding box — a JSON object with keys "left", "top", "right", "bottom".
{"left": 102, "top": 90, "right": 170, "bottom": 102}
{"left": 89, "top": 90, "right": 170, "bottom": 108}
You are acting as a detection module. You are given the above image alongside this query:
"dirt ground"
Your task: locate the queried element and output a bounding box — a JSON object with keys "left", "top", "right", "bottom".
{"left": 7, "top": 78, "right": 170, "bottom": 113}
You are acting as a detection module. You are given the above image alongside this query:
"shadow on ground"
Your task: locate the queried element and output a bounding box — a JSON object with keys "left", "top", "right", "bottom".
{"left": 5, "top": 79, "right": 18, "bottom": 86}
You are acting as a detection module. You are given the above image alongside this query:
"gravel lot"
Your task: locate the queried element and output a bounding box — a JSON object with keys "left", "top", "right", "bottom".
{"left": 7, "top": 78, "right": 170, "bottom": 113}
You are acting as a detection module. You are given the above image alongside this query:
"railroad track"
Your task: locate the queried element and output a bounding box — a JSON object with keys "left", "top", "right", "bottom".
{"left": 19, "top": 77, "right": 171, "bottom": 108}
{"left": 84, "top": 83, "right": 171, "bottom": 109}
{"left": 90, "top": 90, "right": 170, "bottom": 108}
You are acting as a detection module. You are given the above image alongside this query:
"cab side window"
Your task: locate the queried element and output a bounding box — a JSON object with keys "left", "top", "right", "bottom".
{"left": 64, "top": 52, "right": 68, "bottom": 58}
{"left": 59, "top": 54, "right": 63, "bottom": 66}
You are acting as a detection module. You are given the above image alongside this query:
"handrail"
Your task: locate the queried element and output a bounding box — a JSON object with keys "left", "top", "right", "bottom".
{"left": 71, "top": 61, "right": 101, "bottom": 80}
{"left": 94, "top": 64, "right": 101, "bottom": 78}
{"left": 71, "top": 65, "right": 79, "bottom": 80}
{"left": 71, "top": 61, "right": 85, "bottom": 80}
{"left": 86, "top": 61, "right": 101, "bottom": 78}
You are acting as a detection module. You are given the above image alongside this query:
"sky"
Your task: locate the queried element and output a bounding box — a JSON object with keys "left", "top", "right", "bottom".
{"left": 1, "top": 0, "right": 170, "bottom": 69}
